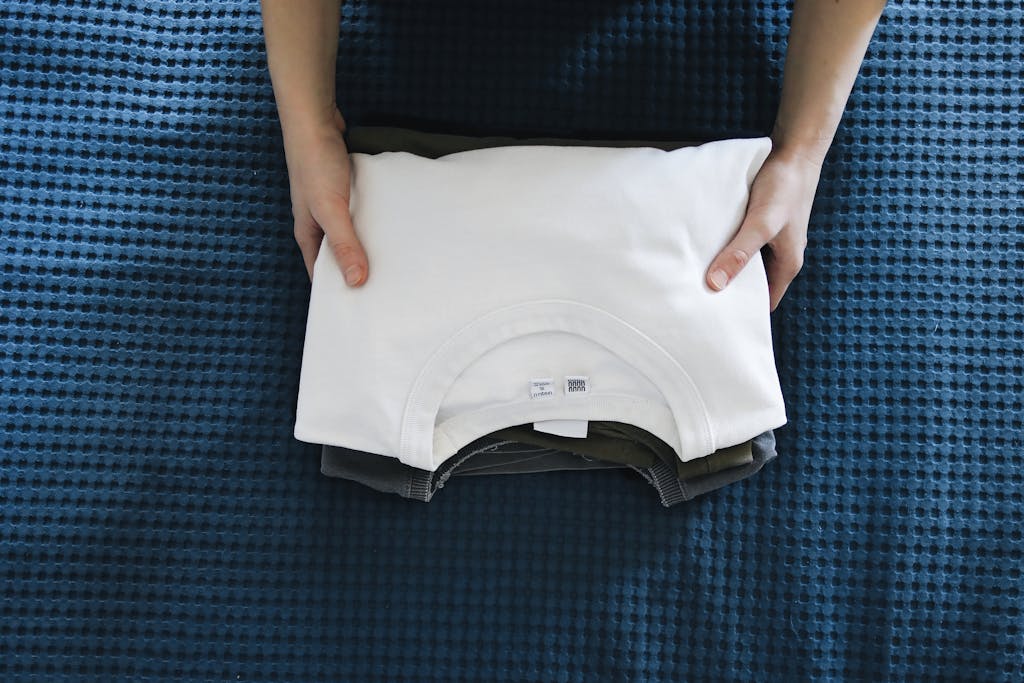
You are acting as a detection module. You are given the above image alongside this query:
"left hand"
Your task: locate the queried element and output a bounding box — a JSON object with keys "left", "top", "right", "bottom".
{"left": 704, "top": 147, "right": 823, "bottom": 312}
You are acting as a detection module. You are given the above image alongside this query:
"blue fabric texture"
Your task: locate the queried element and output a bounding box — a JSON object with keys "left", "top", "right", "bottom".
{"left": 2, "top": 1, "right": 1021, "bottom": 681}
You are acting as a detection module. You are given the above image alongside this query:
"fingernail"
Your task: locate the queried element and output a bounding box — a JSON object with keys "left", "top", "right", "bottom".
{"left": 344, "top": 264, "right": 363, "bottom": 286}
{"left": 709, "top": 269, "right": 729, "bottom": 290}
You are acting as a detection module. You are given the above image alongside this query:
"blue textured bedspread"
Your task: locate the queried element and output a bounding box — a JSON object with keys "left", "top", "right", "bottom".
{"left": 2, "top": 2, "right": 1021, "bottom": 680}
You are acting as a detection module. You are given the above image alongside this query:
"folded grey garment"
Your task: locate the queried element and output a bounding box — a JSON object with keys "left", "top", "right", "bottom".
{"left": 320, "top": 429, "right": 777, "bottom": 508}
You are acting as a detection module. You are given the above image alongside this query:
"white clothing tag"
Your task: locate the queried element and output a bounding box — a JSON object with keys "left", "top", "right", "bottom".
{"left": 564, "top": 375, "right": 590, "bottom": 395}
{"left": 533, "top": 419, "right": 589, "bottom": 438}
{"left": 529, "top": 377, "right": 555, "bottom": 399}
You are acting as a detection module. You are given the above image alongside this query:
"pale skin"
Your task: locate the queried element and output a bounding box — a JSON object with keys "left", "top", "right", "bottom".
{"left": 260, "top": 0, "right": 887, "bottom": 311}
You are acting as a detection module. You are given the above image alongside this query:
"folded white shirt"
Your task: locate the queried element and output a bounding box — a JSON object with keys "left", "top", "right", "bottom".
{"left": 294, "top": 137, "right": 788, "bottom": 472}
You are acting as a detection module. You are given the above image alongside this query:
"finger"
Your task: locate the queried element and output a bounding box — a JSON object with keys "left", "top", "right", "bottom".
{"left": 705, "top": 217, "right": 774, "bottom": 292}
{"left": 293, "top": 222, "right": 321, "bottom": 282}
{"left": 316, "top": 197, "right": 369, "bottom": 287}
{"left": 768, "top": 273, "right": 792, "bottom": 312}
{"left": 763, "top": 246, "right": 803, "bottom": 312}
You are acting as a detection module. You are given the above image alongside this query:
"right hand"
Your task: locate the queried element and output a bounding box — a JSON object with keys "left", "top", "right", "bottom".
{"left": 282, "top": 106, "right": 368, "bottom": 286}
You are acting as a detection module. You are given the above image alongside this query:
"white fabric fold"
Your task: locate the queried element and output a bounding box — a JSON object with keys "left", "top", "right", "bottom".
{"left": 295, "top": 138, "right": 787, "bottom": 472}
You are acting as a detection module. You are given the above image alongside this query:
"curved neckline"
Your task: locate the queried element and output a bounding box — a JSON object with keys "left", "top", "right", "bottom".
{"left": 398, "top": 298, "right": 715, "bottom": 470}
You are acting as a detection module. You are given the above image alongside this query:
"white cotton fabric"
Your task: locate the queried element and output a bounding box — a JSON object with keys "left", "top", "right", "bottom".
{"left": 294, "top": 138, "right": 788, "bottom": 472}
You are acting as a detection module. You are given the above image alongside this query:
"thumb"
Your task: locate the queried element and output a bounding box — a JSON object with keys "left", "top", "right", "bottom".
{"left": 705, "top": 216, "right": 771, "bottom": 292}
{"left": 317, "top": 198, "right": 369, "bottom": 287}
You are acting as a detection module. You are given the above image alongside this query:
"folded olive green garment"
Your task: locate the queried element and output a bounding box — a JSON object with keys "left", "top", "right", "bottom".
{"left": 487, "top": 422, "right": 753, "bottom": 480}
{"left": 340, "top": 124, "right": 754, "bottom": 482}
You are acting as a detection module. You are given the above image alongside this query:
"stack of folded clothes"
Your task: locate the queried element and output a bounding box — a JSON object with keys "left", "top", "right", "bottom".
{"left": 303, "top": 125, "right": 786, "bottom": 507}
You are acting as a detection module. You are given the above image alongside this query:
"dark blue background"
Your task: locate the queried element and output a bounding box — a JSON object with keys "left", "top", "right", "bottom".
{"left": 2, "top": 1, "right": 1021, "bottom": 680}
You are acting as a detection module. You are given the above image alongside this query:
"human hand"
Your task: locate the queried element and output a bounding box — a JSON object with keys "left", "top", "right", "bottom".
{"left": 282, "top": 106, "right": 368, "bottom": 286}
{"left": 704, "top": 147, "right": 822, "bottom": 312}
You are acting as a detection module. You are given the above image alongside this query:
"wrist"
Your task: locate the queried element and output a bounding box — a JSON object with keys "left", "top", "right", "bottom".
{"left": 278, "top": 97, "right": 344, "bottom": 137}
{"left": 769, "top": 119, "right": 831, "bottom": 171}
{"left": 279, "top": 104, "right": 346, "bottom": 152}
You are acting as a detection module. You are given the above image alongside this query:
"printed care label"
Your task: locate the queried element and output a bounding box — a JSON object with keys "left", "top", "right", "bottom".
{"left": 564, "top": 375, "right": 590, "bottom": 395}
{"left": 529, "top": 377, "right": 555, "bottom": 400}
